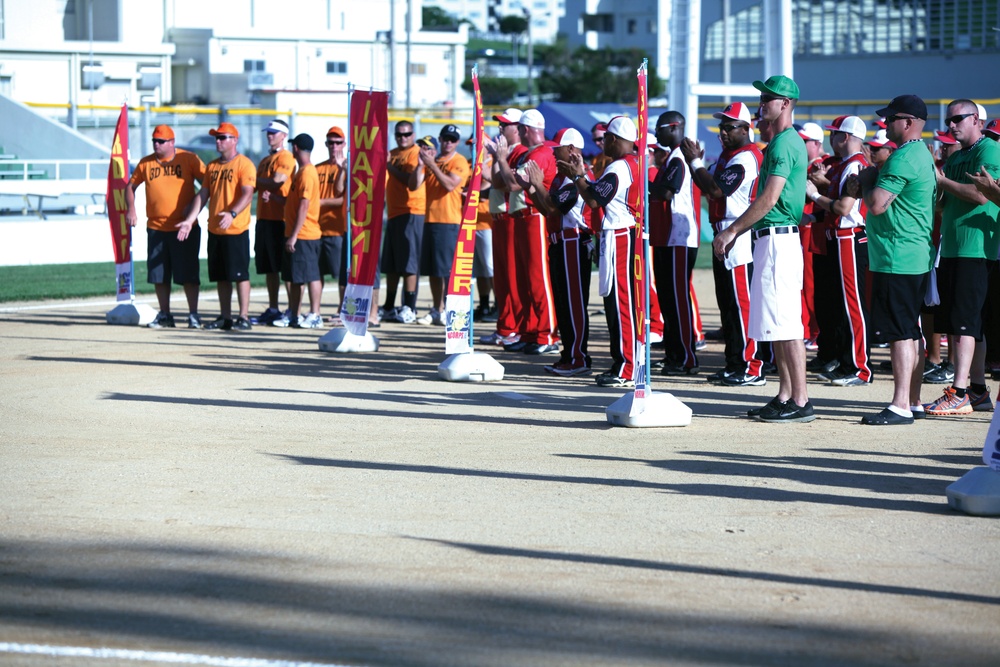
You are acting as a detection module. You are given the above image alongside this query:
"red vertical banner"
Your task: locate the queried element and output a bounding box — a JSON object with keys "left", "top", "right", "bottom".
{"left": 443, "top": 66, "right": 486, "bottom": 354}
{"left": 106, "top": 104, "right": 132, "bottom": 301}
{"left": 341, "top": 90, "right": 389, "bottom": 336}
{"left": 631, "top": 61, "right": 650, "bottom": 411}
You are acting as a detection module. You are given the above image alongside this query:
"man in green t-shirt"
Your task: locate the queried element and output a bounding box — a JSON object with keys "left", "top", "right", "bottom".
{"left": 713, "top": 75, "right": 813, "bottom": 423}
{"left": 925, "top": 99, "right": 1000, "bottom": 416}
{"left": 852, "top": 95, "right": 936, "bottom": 425}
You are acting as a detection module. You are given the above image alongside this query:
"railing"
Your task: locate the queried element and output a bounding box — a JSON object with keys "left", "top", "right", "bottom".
{"left": 0, "top": 159, "right": 108, "bottom": 181}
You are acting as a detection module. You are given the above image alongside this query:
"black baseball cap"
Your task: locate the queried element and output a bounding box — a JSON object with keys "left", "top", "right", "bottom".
{"left": 440, "top": 124, "right": 461, "bottom": 141}
{"left": 289, "top": 133, "right": 314, "bottom": 151}
{"left": 876, "top": 95, "right": 928, "bottom": 121}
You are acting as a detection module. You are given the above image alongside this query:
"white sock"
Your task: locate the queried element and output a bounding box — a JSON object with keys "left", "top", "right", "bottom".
{"left": 888, "top": 404, "right": 913, "bottom": 418}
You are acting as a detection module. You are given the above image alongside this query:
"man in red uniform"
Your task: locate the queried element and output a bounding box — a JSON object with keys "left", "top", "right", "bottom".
{"left": 563, "top": 116, "right": 641, "bottom": 387}
{"left": 805, "top": 116, "right": 873, "bottom": 386}
{"left": 494, "top": 109, "right": 560, "bottom": 354}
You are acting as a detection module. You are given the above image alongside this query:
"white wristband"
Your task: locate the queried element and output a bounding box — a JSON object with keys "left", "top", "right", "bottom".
{"left": 809, "top": 191, "right": 821, "bottom": 202}
{"left": 689, "top": 158, "right": 705, "bottom": 171}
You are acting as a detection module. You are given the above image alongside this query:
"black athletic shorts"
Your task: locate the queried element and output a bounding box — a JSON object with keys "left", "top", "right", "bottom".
{"left": 254, "top": 219, "right": 286, "bottom": 274}
{"left": 147, "top": 227, "right": 201, "bottom": 285}
{"left": 869, "top": 271, "right": 929, "bottom": 343}
{"left": 420, "top": 222, "right": 459, "bottom": 278}
{"left": 207, "top": 231, "right": 251, "bottom": 283}
{"left": 381, "top": 213, "right": 424, "bottom": 275}
{"left": 281, "top": 238, "right": 322, "bottom": 284}
{"left": 935, "top": 257, "right": 994, "bottom": 340}
{"left": 320, "top": 234, "right": 348, "bottom": 284}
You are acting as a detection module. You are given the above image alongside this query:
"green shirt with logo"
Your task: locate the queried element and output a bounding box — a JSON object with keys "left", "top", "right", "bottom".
{"left": 753, "top": 127, "right": 806, "bottom": 231}
{"left": 941, "top": 137, "right": 1000, "bottom": 259}
{"left": 866, "top": 140, "right": 936, "bottom": 275}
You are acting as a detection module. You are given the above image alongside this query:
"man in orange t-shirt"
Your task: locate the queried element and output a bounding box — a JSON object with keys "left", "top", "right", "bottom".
{"left": 254, "top": 119, "right": 296, "bottom": 325}
{"left": 316, "top": 127, "right": 348, "bottom": 303}
{"left": 381, "top": 120, "right": 426, "bottom": 323}
{"left": 179, "top": 122, "right": 257, "bottom": 330}
{"left": 412, "top": 125, "right": 471, "bottom": 325}
{"left": 278, "top": 134, "right": 323, "bottom": 329}
{"left": 125, "top": 124, "right": 206, "bottom": 329}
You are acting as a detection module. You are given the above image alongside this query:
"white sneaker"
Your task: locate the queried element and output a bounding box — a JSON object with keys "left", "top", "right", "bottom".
{"left": 432, "top": 310, "right": 446, "bottom": 326}
{"left": 417, "top": 309, "right": 441, "bottom": 325}
{"left": 301, "top": 313, "right": 323, "bottom": 329}
{"left": 396, "top": 305, "right": 416, "bottom": 324}
{"left": 479, "top": 332, "right": 520, "bottom": 345}
{"left": 271, "top": 310, "right": 292, "bottom": 327}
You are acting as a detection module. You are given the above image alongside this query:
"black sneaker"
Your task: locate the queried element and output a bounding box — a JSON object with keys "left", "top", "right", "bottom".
{"left": 748, "top": 396, "right": 784, "bottom": 418}
{"left": 481, "top": 306, "right": 498, "bottom": 323}
{"left": 759, "top": 400, "right": 816, "bottom": 423}
{"left": 232, "top": 317, "right": 252, "bottom": 331}
{"left": 504, "top": 340, "right": 528, "bottom": 352}
{"left": 861, "top": 407, "right": 913, "bottom": 426}
{"left": 723, "top": 373, "right": 766, "bottom": 387}
{"left": 760, "top": 361, "right": 778, "bottom": 375}
{"left": 148, "top": 312, "right": 175, "bottom": 329}
{"left": 661, "top": 364, "right": 700, "bottom": 376}
{"left": 204, "top": 317, "right": 233, "bottom": 331}
{"left": 706, "top": 369, "right": 733, "bottom": 384}
{"left": 923, "top": 363, "right": 954, "bottom": 384}
{"left": 806, "top": 357, "right": 839, "bottom": 374}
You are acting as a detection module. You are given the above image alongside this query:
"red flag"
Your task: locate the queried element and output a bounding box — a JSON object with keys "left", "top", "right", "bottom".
{"left": 443, "top": 67, "right": 486, "bottom": 354}
{"left": 106, "top": 104, "right": 132, "bottom": 301}
{"left": 633, "top": 68, "right": 649, "bottom": 345}
{"left": 341, "top": 91, "right": 389, "bottom": 335}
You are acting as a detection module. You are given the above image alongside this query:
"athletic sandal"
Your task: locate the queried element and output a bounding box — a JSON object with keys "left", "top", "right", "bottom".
{"left": 861, "top": 407, "right": 914, "bottom": 426}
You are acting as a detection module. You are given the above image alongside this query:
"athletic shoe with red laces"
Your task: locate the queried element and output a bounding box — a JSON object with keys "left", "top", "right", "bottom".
{"left": 544, "top": 361, "right": 591, "bottom": 377}
{"left": 924, "top": 387, "right": 972, "bottom": 416}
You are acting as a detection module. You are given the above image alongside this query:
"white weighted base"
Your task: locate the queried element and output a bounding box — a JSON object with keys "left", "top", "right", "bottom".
{"left": 437, "top": 351, "right": 504, "bottom": 382}
{"left": 606, "top": 391, "right": 692, "bottom": 427}
{"left": 945, "top": 467, "right": 1000, "bottom": 516}
{"left": 317, "top": 329, "right": 380, "bottom": 353}
{"left": 105, "top": 302, "right": 157, "bottom": 326}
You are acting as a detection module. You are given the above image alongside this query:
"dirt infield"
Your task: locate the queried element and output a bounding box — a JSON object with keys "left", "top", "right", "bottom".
{"left": 1, "top": 269, "right": 998, "bottom": 667}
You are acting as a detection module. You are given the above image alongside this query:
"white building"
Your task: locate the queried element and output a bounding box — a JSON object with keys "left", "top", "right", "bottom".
{"left": 426, "top": 0, "right": 565, "bottom": 43}
{"left": 0, "top": 0, "right": 471, "bottom": 116}
{"left": 559, "top": 0, "right": 670, "bottom": 80}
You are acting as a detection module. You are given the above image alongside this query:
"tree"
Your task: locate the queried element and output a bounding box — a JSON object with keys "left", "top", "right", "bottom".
{"left": 462, "top": 76, "right": 519, "bottom": 106}
{"left": 534, "top": 41, "right": 664, "bottom": 104}
{"left": 422, "top": 6, "right": 458, "bottom": 29}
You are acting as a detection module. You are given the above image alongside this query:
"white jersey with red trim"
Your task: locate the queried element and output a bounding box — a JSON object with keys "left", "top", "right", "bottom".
{"left": 551, "top": 175, "right": 591, "bottom": 231}
{"left": 712, "top": 143, "right": 763, "bottom": 269}
{"left": 664, "top": 146, "right": 698, "bottom": 248}
{"left": 591, "top": 155, "right": 640, "bottom": 231}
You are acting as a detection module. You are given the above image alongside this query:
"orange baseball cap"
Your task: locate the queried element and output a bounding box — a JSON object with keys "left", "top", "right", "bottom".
{"left": 152, "top": 125, "right": 174, "bottom": 140}
{"left": 326, "top": 126, "right": 345, "bottom": 138}
{"left": 209, "top": 122, "right": 239, "bottom": 139}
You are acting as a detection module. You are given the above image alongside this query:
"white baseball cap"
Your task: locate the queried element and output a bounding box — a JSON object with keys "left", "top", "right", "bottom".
{"left": 825, "top": 115, "right": 867, "bottom": 140}
{"left": 493, "top": 108, "right": 522, "bottom": 124}
{"left": 797, "top": 122, "right": 824, "bottom": 142}
{"left": 264, "top": 119, "right": 290, "bottom": 135}
{"left": 553, "top": 127, "right": 584, "bottom": 149}
{"left": 976, "top": 103, "right": 987, "bottom": 122}
{"left": 646, "top": 133, "right": 658, "bottom": 151}
{"left": 713, "top": 102, "right": 752, "bottom": 124}
{"left": 865, "top": 129, "right": 896, "bottom": 149}
{"left": 606, "top": 115, "right": 637, "bottom": 143}
{"left": 519, "top": 109, "right": 545, "bottom": 129}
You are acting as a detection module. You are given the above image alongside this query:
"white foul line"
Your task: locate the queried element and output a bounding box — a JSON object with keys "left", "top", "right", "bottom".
{"left": 0, "top": 642, "right": 362, "bottom": 667}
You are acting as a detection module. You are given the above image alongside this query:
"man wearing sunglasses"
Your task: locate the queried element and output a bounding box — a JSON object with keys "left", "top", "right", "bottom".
{"left": 849, "top": 94, "right": 936, "bottom": 425}
{"left": 713, "top": 75, "right": 814, "bottom": 423}
{"left": 683, "top": 102, "right": 766, "bottom": 388}
{"left": 125, "top": 124, "right": 206, "bottom": 329}
{"left": 179, "top": 123, "right": 257, "bottom": 331}
{"left": 316, "top": 127, "right": 349, "bottom": 310}
{"left": 924, "top": 99, "right": 1000, "bottom": 416}
{"left": 382, "top": 120, "right": 426, "bottom": 324}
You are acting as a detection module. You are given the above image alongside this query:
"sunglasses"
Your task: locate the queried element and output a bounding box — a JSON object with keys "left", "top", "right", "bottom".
{"left": 657, "top": 122, "right": 682, "bottom": 129}
{"left": 440, "top": 137, "right": 458, "bottom": 143}
{"left": 593, "top": 136, "right": 605, "bottom": 142}
{"left": 760, "top": 95, "right": 787, "bottom": 104}
{"left": 326, "top": 139, "right": 344, "bottom": 145}
{"left": 886, "top": 115, "right": 916, "bottom": 124}
{"left": 214, "top": 135, "right": 234, "bottom": 141}
{"left": 152, "top": 139, "right": 171, "bottom": 145}
{"left": 719, "top": 123, "right": 748, "bottom": 133}
{"left": 395, "top": 131, "right": 413, "bottom": 137}
{"left": 944, "top": 113, "right": 976, "bottom": 126}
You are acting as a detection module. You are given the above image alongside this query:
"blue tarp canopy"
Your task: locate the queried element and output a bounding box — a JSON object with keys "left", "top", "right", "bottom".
{"left": 535, "top": 101, "right": 723, "bottom": 160}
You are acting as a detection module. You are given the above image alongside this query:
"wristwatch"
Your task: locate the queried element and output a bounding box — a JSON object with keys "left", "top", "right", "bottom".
{"left": 229, "top": 209, "right": 238, "bottom": 218}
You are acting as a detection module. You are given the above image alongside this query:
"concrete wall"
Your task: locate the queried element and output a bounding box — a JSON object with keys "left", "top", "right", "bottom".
{"left": 0, "top": 93, "right": 110, "bottom": 160}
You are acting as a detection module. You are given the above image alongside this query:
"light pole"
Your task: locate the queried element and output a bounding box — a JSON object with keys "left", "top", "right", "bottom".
{"left": 522, "top": 7, "right": 533, "bottom": 106}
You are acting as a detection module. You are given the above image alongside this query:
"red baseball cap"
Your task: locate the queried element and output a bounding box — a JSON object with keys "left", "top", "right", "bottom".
{"left": 935, "top": 129, "right": 958, "bottom": 145}
{"left": 985, "top": 119, "right": 1000, "bottom": 138}
{"left": 712, "top": 102, "right": 752, "bottom": 124}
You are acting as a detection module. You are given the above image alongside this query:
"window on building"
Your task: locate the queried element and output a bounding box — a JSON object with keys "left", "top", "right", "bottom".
{"left": 326, "top": 61, "right": 348, "bottom": 75}
{"left": 627, "top": 19, "right": 636, "bottom": 34}
{"left": 704, "top": 0, "right": 999, "bottom": 60}
{"left": 243, "top": 59, "right": 266, "bottom": 73}
{"left": 410, "top": 63, "right": 427, "bottom": 75}
{"left": 582, "top": 13, "right": 614, "bottom": 33}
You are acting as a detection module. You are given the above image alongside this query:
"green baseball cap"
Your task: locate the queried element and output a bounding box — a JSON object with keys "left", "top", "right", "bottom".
{"left": 753, "top": 75, "right": 800, "bottom": 100}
